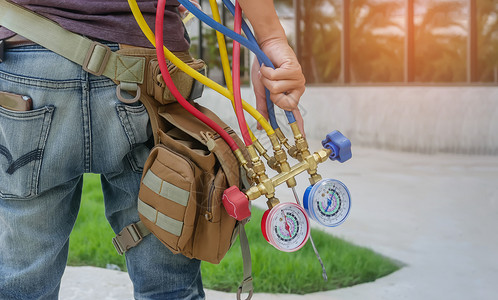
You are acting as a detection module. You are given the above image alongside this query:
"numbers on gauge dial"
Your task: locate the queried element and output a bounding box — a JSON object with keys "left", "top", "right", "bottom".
{"left": 262, "top": 202, "right": 310, "bottom": 252}
{"left": 304, "top": 179, "right": 351, "bottom": 227}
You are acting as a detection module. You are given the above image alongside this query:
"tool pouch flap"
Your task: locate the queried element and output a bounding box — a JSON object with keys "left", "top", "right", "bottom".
{"left": 158, "top": 103, "right": 247, "bottom": 187}
{"left": 147, "top": 55, "right": 206, "bottom": 105}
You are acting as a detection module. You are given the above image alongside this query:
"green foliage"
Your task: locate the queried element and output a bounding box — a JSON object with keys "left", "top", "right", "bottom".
{"left": 69, "top": 174, "right": 400, "bottom": 294}
{"left": 67, "top": 174, "right": 127, "bottom": 271}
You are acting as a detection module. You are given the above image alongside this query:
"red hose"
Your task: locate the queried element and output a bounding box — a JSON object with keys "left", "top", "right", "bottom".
{"left": 155, "top": 0, "right": 239, "bottom": 151}
{"left": 232, "top": 1, "right": 252, "bottom": 146}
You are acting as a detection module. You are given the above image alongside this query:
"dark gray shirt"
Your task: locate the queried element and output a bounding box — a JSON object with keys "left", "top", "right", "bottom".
{"left": 0, "top": 0, "right": 190, "bottom": 51}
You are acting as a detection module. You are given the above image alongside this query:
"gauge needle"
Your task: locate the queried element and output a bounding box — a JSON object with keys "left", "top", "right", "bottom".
{"left": 282, "top": 211, "right": 292, "bottom": 237}
{"left": 325, "top": 191, "right": 335, "bottom": 212}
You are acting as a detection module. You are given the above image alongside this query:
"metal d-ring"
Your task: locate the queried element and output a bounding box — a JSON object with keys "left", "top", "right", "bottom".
{"left": 116, "top": 83, "right": 141, "bottom": 104}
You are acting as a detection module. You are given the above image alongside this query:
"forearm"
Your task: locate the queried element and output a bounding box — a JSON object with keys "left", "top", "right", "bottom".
{"left": 237, "top": 0, "right": 286, "bottom": 45}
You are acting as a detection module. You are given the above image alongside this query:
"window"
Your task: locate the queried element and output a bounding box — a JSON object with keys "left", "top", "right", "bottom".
{"left": 413, "top": 0, "right": 467, "bottom": 82}
{"left": 477, "top": 0, "right": 498, "bottom": 82}
{"left": 294, "top": 0, "right": 498, "bottom": 84}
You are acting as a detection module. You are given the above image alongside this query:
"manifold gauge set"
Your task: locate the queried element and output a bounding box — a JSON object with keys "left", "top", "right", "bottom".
{"left": 131, "top": 0, "right": 353, "bottom": 282}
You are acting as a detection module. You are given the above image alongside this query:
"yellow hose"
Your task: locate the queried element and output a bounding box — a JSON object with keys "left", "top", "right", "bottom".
{"left": 208, "top": 0, "right": 256, "bottom": 142}
{"left": 208, "top": 0, "right": 233, "bottom": 93}
{"left": 127, "top": 0, "right": 273, "bottom": 135}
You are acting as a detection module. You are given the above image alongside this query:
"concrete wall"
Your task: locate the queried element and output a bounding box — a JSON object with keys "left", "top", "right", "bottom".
{"left": 196, "top": 86, "right": 498, "bottom": 155}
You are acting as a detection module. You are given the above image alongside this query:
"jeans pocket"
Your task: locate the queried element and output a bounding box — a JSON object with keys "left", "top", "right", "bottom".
{"left": 116, "top": 102, "right": 151, "bottom": 173}
{"left": 0, "top": 105, "right": 55, "bottom": 199}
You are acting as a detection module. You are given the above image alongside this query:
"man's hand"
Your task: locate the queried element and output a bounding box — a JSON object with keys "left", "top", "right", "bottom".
{"left": 251, "top": 37, "right": 306, "bottom": 134}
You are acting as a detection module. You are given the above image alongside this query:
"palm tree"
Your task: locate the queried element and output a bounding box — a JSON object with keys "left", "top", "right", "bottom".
{"left": 414, "top": 0, "right": 467, "bottom": 82}
{"left": 299, "top": 0, "right": 342, "bottom": 84}
{"left": 349, "top": 0, "right": 405, "bottom": 83}
{"left": 477, "top": 0, "right": 498, "bottom": 82}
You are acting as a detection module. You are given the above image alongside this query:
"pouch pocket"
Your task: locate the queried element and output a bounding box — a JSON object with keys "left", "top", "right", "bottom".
{"left": 147, "top": 57, "right": 206, "bottom": 105}
{"left": 192, "top": 168, "right": 237, "bottom": 263}
{"left": 202, "top": 168, "right": 228, "bottom": 223}
{"left": 0, "top": 105, "right": 55, "bottom": 199}
{"left": 138, "top": 145, "right": 200, "bottom": 253}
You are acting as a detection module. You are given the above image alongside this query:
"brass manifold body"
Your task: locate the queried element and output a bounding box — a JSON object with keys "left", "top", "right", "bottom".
{"left": 233, "top": 122, "right": 333, "bottom": 210}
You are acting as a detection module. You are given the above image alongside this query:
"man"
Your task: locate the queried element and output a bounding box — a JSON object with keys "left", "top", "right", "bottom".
{"left": 0, "top": 0, "right": 305, "bottom": 299}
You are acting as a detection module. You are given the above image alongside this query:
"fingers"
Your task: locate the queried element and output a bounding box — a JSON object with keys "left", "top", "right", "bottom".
{"left": 253, "top": 64, "right": 306, "bottom": 137}
{"left": 258, "top": 64, "right": 305, "bottom": 111}
{"left": 259, "top": 63, "right": 304, "bottom": 82}
{"left": 266, "top": 86, "right": 305, "bottom": 112}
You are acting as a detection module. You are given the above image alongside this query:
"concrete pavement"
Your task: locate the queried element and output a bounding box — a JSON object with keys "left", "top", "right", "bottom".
{"left": 60, "top": 144, "right": 498, "bottom": 300}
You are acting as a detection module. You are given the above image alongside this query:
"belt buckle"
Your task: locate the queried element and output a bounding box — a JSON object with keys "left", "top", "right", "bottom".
{"left": 82, "top": 41, "right": 112, "bottom": 76}
{"left": 112, "top": 223, "right": 144, "bottom": 255}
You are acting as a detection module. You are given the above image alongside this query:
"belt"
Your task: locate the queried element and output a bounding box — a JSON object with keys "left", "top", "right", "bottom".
{"left": 3, "top": 34, "right": 37, "bottom": 48}
{"left": 0, "top": 34, "right": 37, "bottom": 62}
{"left": 2, "top": 34, "right": 140, "bottom": 49}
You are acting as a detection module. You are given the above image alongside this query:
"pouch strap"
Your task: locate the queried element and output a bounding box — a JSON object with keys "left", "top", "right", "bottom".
{"left": 237, "top": 224, "right": 254, "bottom": 300}
{"left": 0, "top": 0, "right": 145, "bottom": 84}
{"left": 112, "top": 221, "right": 151, "bottom": 256}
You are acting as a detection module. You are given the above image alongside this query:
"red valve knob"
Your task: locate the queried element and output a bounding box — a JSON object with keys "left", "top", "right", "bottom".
{"left": 222, "top": 186, "right": 251, "bottom": 221}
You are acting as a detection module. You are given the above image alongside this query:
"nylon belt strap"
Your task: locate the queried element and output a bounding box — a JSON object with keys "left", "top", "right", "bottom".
{"left": 0, "top": 0, "right": 145, "bottom": 84}
{"left": 237, "top": 224, "right": 254, "bottom": 300}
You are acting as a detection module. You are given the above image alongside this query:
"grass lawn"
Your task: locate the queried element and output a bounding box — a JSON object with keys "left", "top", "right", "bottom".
{"left": 68, "top": 173, "right": 400, "bottom": 294}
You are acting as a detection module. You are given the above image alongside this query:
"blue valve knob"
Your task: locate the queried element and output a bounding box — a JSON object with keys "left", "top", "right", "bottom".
{"left": 321, "top": 130, "right": 352, "bottom": 163}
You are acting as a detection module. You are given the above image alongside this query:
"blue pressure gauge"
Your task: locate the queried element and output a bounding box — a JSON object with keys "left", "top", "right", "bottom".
{"left": 303, "top": 178, "right": 351, "bottom": 227}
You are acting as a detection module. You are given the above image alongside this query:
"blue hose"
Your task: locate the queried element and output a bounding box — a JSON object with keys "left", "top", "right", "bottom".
{"left": 178, "top": 0, "right": 296, "bottom": 127}
{"left": 222, "top": 0, "right": 297, "bottom": 125}
{"left": 221, "top": 0, "right": 257, "bottom": 44}
{"left": 221, "top": 0, "right": 280, "bottom": 129}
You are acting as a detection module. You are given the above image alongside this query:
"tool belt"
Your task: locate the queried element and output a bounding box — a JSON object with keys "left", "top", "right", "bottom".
{"left": 111, "top": 46, "right": 207, "bottom": 145}
{"left": 0, "top": 1, "right": 254, "bottom": 297}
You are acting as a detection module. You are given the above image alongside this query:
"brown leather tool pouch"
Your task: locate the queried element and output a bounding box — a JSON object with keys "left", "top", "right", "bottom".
{"left": 138, "top": 103, "right": 250, "bottom": 264}
{"left": 114, "top": 47, "right": 250, "bottom": 264}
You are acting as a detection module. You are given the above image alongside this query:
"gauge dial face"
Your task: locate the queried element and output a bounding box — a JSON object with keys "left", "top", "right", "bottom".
{"left": 307, "top": 179, "right": 351, "bottom": 227}
{"left": 263, "top": 202, "right": 310, "bottom": 252}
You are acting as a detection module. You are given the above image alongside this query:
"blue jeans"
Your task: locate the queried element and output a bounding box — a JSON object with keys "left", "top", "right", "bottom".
{"left": 0, "top": 44, "right": 204, "bottom": 299}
